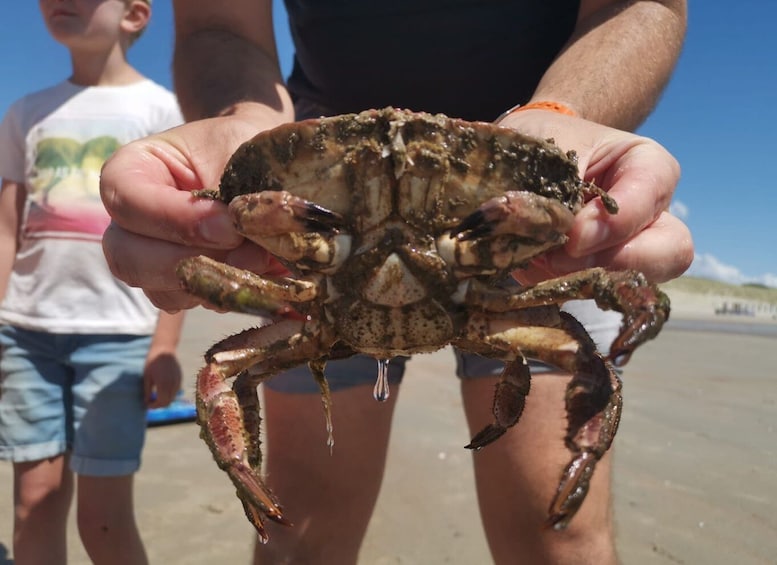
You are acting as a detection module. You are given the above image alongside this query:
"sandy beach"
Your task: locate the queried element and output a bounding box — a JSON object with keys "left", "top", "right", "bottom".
{"left": 1, "top": 291, "right": 776, "bottom": 564}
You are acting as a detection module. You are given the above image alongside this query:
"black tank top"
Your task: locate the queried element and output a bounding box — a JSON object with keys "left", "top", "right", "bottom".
{"left": 284, "top": 0, "right": 580, "bottom": 121}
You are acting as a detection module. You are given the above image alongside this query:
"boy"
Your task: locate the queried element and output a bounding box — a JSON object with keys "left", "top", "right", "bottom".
{"left": 0, "top": 1, "right": 184, "bottom": 563}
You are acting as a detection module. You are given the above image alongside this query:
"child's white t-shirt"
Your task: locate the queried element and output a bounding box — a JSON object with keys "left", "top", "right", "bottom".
{"left": 0, "top": 79, "right": 182, "bottom": 334}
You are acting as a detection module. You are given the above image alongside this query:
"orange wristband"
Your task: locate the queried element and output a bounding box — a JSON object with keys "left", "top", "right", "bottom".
{"left": 496, "top": 101, "right": 577, "bottom": 122}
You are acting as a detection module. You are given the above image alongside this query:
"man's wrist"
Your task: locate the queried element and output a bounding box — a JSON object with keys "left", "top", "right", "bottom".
{"left": 496, "top": 101, "right": 577, "bottom": 123}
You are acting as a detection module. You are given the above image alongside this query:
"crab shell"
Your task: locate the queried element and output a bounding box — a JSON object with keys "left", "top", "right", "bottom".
{"left": 220, "top": 106, "right": 603, "bottom": 225}
{"left": 214, "top": 108, "right": 614, "bottom": 357}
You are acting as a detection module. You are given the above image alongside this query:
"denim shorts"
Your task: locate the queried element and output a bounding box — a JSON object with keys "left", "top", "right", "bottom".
{"left": 265, "top": 300, "right": 623, "bottom": 394}
{"left": 0, "top": 326, "right": 151, "bottom": 476}
{"left": 264, "top": 351, "right": 544, "bottom": 394}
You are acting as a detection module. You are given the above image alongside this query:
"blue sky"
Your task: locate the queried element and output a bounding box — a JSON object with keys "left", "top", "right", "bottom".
{"left": 2, "top": 1, "right": 775, "bottom": 287}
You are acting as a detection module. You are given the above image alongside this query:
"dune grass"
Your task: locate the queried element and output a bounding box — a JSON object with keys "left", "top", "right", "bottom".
{"left": 660, "top": 276, "right": 777, "bottom": 305}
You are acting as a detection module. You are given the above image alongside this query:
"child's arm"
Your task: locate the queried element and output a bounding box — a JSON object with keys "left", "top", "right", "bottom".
{"left": 0, "top": 180, "right": 23, "bottom": 301}
{"left": 143, "top": 310, "right": 186, "bottom": 408}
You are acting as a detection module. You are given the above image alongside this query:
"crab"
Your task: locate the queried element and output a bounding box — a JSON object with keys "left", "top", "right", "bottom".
{"left": 177, "top": 107, "right": 670, "bottom": 543}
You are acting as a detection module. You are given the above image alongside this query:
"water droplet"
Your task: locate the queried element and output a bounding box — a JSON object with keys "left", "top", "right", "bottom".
{"left": 373, "top": 358, "right": 391, "bottom": 402}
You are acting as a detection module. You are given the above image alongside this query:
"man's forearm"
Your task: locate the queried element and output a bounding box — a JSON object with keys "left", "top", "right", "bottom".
{"left": 532, "top": 0, "right": 687, "bottom": 130}
{"left": 174, "top": 28, "right": 294, "bottom": 124}
{"left": 172, "top": 0, "right": 293, "bottom": 122}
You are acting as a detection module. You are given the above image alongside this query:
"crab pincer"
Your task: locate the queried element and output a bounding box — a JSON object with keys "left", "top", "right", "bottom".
{"left": 229, "top": 190, "right": 346, "bottom": 236}
{"left": 450, "top": 191, "right": 575, "bottom": 243}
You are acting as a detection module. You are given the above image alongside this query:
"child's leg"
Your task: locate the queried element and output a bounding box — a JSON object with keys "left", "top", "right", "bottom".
{"left": 77, "top": 474, "right": 147, "bottom": 565}
{"left": 0, "top": 326, "right": 75, "bottom": 564}
{"left": 13, "top": 456, "right": 73, "bottom": 565}
{"left": 68, "top": 334, "right": 151, "bottom": 564}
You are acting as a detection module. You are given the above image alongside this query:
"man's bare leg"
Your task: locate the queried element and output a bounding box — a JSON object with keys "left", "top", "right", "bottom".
{"left": 461, "top": 373, "right": 617, "bottom": 565}
{"left": 253, "top": 383, "right": 400, "bottom": 565}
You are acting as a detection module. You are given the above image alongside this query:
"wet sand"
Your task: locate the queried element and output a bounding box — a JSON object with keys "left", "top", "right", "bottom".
{"left": 1, "top": 306, "right": 776, "bottom": 564}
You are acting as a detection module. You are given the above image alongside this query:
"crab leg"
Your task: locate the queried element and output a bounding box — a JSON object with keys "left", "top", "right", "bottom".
{"left": 465, "top": 356, "right": 532, "bottom": 449}
{"left": 308, "top": 359, "right": 335, "bottom": 450}
{"left": 177, "top": 255, "right": 317, "bottom": 316}
{"left": 196, "top": 352, "right": 288, "bottom": 542}
{"left": 457, "top": 309, "right": 622, "bottom": 529}
{"left": 233, "top": 373, "right": 264, "bottom": 470}
{"left": 548, "top": 352, "right": 622, "bottom": 530}
{"left": 196, "top": 318, "right": 335, "bottom": 542}
{"left": 466, "top": 267, "right": 670, "bottom": 365}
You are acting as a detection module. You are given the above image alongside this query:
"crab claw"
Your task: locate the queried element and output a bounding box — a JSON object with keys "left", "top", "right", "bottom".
{"left": 230, "top": 190, "right": 346, "bottom": 235}
{"left": 301, "top": 201, "right": 347, "bottom": 233}
{"left": 450, "top": 208, "right": 493, "bottom": 241}
{"left": 450, "top": 191, "right": 574, "bottom": 243}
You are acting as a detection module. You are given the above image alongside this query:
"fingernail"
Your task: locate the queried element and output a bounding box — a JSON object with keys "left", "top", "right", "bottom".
{"left": 199, "top": 214, "right": 241, "bottom": 246}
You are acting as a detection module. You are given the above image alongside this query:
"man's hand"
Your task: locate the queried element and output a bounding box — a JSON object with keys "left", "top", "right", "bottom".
{"left": 498, "top": 109, "right": 693, "bottom": 285}
{"left": 100, "top": 115, "right": 285, "bottom": 312}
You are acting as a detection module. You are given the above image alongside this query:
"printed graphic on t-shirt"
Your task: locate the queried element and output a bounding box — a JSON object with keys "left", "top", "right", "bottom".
{"left": 26, "top": 133, "right": 119, "bottom": 238}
